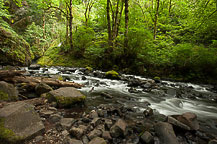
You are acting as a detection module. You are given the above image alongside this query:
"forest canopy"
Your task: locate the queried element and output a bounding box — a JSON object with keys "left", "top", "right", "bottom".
{"left": 0, "top": 0, "right": 217, "bottom": 83}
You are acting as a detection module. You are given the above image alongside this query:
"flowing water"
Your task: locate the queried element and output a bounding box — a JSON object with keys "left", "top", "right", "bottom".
{"left": 25, "top": 66, "right": 217, "bottom": 134}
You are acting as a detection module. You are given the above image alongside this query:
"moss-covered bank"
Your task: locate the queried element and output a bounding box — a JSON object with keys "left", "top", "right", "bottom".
{"left": 0, "top": 20, "right": 33, "bottom": 66}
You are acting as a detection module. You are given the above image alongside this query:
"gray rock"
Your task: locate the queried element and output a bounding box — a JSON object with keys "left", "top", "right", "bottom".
{"left": 89, "top": 110, "right": 98, "bottom": 119}
{"left": 176, "top": 112, "right": 199, "bottom": 130}
{"left": 105, "top": 119, "right": 113, "bottom": 129}
{"left": 167, "top": 116, "right": 191, "bottom": 130}
{"left": 91, "top": 118, "right": 101, "bottom": 127}
{"left": 209, "top": 139, "right": 217, "bottom": 144}
{"left": 88, "top": 129, "right": 102, "bottom": 140}
{"left": 70, "top": 125, "right": 87, "bottom": 139}
{"left": 50, "top": 114, "right": 62, "bottom": 123}
{"left": 61, "top": 130, "right": 69, "bottom": 137}
{"left": 154, "top": 122, "right": 179, "bottom": 144}
{"left": 143, "top": 107, "right": 153, "bottom": 117}
{"left": 82, "top": 135, "right": 89, "bottom": 144}
{"left": 102, "top": 131, "right": 112, "bottom": 140}
{"left": 60, "top": 118, "right": 74, "bottom": 130}
{"left": 0, "top": 81, "right": 18, "bottom": 101}
{"left": 29, "top": 64, "right": 41, "bottom": 70}
{"left": 35, "top": 82, "right": 53, "bottom": 95}
{"left": 40, "top": 110, "right": 54, "bottom": 118}
{"left": 88, "top": 137, "right": 107, "bottom": 144}
{"left": 46, "top": 87, "right": 86, "bottom": 108}
{"left": 68, "top": 138, "right": 83, "bottom": 144}
{"left": 140, "top": 131, "right": 154, "bottom": 144}
{"left": 34, "top": 135, "right": 43, "bottom": 142}
{"left": 110, "top": 119, "right": 127, "bottom": 138}
{"left": 0, "top": 102, "right": 45, "bottom": 143}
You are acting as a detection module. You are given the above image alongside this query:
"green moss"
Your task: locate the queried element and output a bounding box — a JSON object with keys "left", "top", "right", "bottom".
{"left": 0, "top": 118, "right": 22, "bottom": 143}
{"left": 0, "top": 91, "right": 9, "bottom": 101}
{"left": 86, "top": 66, "right": 93, "bottom": 71}
{"left": 55, "top": 95, "right": 86, "bottom": 108}
{"left": 105, "top": 70, "right": 120, "bottom": 79}
{"left": 154, "top": 76, "right": 161, "bottom": 80}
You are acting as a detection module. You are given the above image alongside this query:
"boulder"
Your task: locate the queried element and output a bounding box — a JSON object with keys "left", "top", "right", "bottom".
{"left": 0, "top": 81, "right": 18, "bottom": 101}
{"left": 154, "top": 122, "right": 179, "bottom": 144}
{"left": 0, "top": 102, "right": 45, "bottom": 143}
{"left": 102, "top": 131, "right": 112, "bottom": 140}
{"left": 70, "top": 125, "right": 87, "bottom": 139}
{"left": 140, "top": 131, "right": 154, "bottom": 144}
{"left": 0, "top": 26, "right": 32, "bottom": 66}
{"left": 209, "top": 139, "right": 217, "bottom": 144}
{"left": 88, "top": 137, "right": 107, "bottom": 144}
{"left": 167, "top": 116, "right": 190, "bottom": 130}
{"left": 110, "top": 119, "right": 127, "bottom": 138}
{"left": 105, "top": 70, "right": 120, "bottom": 79}
{"left": 60, "top": 118, "right": 75, "bottom": 130}
{"left": 87, "top": 129, "right": 102, "bottom": 140}
{"left": 46, "top": 87, "right": 86, "bottom": 108}
{"left": 35, "top": 83, "right": 53, "bottom": 95}
{"left": 176, "top": 112, "right": 199, "bottom": 130}
{"left": 68, "top": 138, "right": 83, "bottom": 144}
{"left": 28, "top": 64, "right": 41, "bottom": 70}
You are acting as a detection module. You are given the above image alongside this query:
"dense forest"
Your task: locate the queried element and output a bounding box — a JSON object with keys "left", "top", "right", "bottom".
{"left": 0, "top": 0, "right": 217, "bottom": 82}
{"left": 1, "top": 1, "right": 217, "bottom": 144}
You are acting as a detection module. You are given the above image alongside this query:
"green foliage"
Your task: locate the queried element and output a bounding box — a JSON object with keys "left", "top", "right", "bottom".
{"left": 73, "top": 26, "right": 95, "bottom": 57}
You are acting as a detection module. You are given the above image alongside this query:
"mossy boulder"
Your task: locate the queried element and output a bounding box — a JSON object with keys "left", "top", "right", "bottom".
{"left": 0, "top": 26, "right": 33, "bottom": 66}
{"left": 105, "top": 70, "right": 120, "bottom": 79}
{"left": 0, "top": 81, "right": 18, "bottom": 102}
{"left": 35, "top": 83, "right": 53, "bottom": 96}
{"left": 0, "top": 102, "right": 45, "bottom": 143}
{"left": 45, "top": 87, "right": 86, "bottom": 108}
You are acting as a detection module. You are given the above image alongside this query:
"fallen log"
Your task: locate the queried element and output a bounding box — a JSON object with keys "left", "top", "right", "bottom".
{"left": 0, "top": 70, "right": 25, "bottom": 78}
{"left": 2, "top": 76, "right": 83, "bottom": 89}
{"left": 3, "top": 76, "right": 83, "bottom": 88}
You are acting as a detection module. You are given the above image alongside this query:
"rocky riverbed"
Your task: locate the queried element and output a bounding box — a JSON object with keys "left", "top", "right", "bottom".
{"left": 0, "top": 65, "right": 217, "bottom": 144}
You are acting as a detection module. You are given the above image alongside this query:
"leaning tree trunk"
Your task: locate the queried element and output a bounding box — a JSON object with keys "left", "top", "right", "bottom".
{"left": 107, "top": 0, "right": 112, "bottom": 48}
{"left": 168, "top": 0, "right": 172, "bottom": 15}
{"left": 124, "top": 0, "right": 129, "bottom": 50}
{"left": 154, "top": 0, "right": 160, "bottom": 40}
{"left": 69, "top": 0, "right": 73, "bottom": 50}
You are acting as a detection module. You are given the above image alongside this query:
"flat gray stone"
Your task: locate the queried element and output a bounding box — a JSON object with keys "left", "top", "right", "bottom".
{"left": 0, "top": 102, "right": 45, "bottom": 143}
{"left": 47, "top": 87, "right": 86, "bottom": 108}
{"left": 154, "top": 122, "right": 179, "bottom": 144}
{"left": 0, "top": 81, "right": 18, "bottom": 101}
{"left": 88, "top": 137, "right": 107, "bottom": 144}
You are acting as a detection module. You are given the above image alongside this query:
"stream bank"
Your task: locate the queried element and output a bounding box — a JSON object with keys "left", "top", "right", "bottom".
{"left": 0, "top": 65, "right": 217, "bottom": 144}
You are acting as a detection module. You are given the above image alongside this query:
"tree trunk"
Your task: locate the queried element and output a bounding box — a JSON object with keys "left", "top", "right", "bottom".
{"left": 112, "top": 0, "right": 120, "bottom": 40}
{"left": 116, "top": 1, "right": 124, "bottom": 37}
{"left": 154, "top": 0, "right": 160, "bottom": 40}
{"left": 169, "top": 0, "right": 172, "bottom": 15}
{"left": 69, "top": 0, "right": 73, "bottom": 50}
{"left": 107, "top": 0, "right": 112, "bottom": 47}
{"left": 66, "top": 9, "right": 69, "bottom": 40}
{"left": 124, "top": 0, "right": 129, "bottom": 50}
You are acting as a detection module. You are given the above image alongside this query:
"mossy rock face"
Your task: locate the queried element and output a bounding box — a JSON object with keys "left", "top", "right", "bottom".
{"left": 0, "top": 102, "right": 45, "bottom": 143}
{"left": 46, "top": 87, "right": 86, "bottom": 108}
{"left": 105, "top": 70, "right": 120, "bottom": 80}
{"left": 0, "top": 26, "right": 33, "bottom": 66}
{"left": 0, "top": 81, "right": 18, "bottom": 102}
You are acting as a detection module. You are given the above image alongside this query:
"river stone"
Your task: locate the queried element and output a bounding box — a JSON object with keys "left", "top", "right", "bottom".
{"left": 167, "top": 116, "right": 191, "bottom": 130}
{"left": 88, "top": 129, "right": 102, "bottom": 140}
{"left": 154, "top": 122, "right": 179, "bottom": 144}
{"left": 60, "top": 118, "right": 75, "bottom": 130}
{"left": 46, "top": 87, "right": 86, "bottom": 108}
{"left": 0, "top": 102, "right": 45, "bottom": 143}
{"left": 0, "top": 81, "right": 18, "bottom": 101}
{"left": 88, "top": 137, "right": 107, "bottom": 144}
{"left": 35, "top": 82, "right": 53, "bottom": 95}
{"left": 176, "top": 112, "right": 199, "bottom": 130}
{"left": 68, "top": 138, "right": 83, "bottom": 144}
{"left": 209, "top": 139, "right": 217, "bottom": 144}
{"left": 110, "top": 119, "right": 127, "bottom": 138}
{"left": 140, "top": 131, "right": 154, "bottom": 144}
